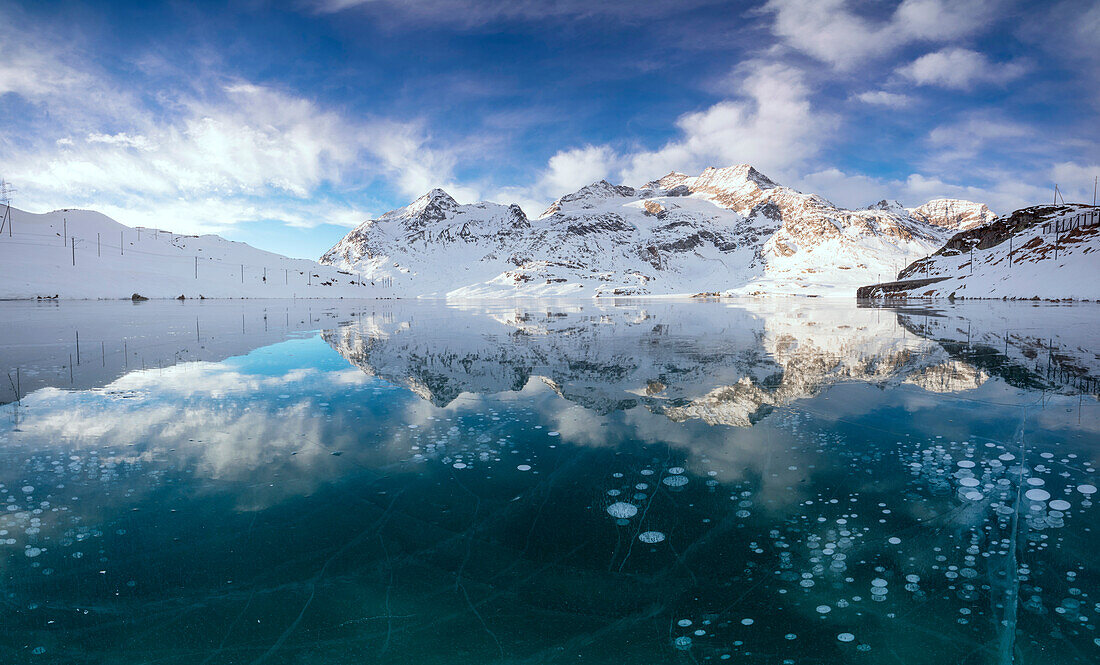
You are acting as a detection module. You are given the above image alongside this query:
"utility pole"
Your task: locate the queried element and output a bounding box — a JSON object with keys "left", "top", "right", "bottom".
{"left": 97, "top": 232, "right": 101, "bottom": 257}
{"left": 63, "top": 217, "right": 67, "bottom": 247}
{"left": 240, "top": 264, "right": 243, "bottom": 283}
{"left": 194, "top": 256, "right": 198, "bottom": 279}
{"left": 0, "top": 178, "right": 14, "bottom": 237}
{"left": 121, "top": 231, "right": 124, "bottom": 255}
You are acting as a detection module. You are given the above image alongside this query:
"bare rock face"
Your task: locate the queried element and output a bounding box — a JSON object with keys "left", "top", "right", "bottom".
{"left": 320, "top": 165, "right": 995, "bottom": 298}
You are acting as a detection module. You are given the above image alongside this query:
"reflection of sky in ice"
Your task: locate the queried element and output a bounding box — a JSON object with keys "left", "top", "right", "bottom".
{"left": 0, "top": 300, "right": 1098, "bottom": 664}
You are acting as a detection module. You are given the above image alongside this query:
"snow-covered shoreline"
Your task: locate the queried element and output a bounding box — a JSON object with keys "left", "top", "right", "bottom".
{"left": 0, "top": 206, "right": 393, "bottom": 300}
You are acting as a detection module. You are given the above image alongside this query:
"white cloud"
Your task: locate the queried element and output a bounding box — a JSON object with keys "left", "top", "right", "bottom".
{"left": 542, "top": 145, "right": 616, "bottom": 194}
{"left": 761, "top": 0, "right": 993, "bottom": 69}
{"left": 899, "top": 48, "right": 1026, "bottom": 89}
{"left": 1050, "top": 162, "right": 1100, "bottom": 204}
{"left": 925, "top": 114, "right": 1032, "bottom": 164}
{"left": 4, "top": 53, "right": 463, "bottom": 232}
{"left": 853, "top": 90, "right": 912, "bottom": 108}
{"left": 620, "top": 61, "right": 834, "bottom": 184}
{"left": 796, "top": 167, "right": 1052, "bottom": 216}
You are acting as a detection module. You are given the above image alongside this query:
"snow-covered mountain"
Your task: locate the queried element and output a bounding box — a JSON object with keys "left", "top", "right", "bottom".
{"left": 858, "top": 204, "right": 1099, "bottom": 301}
{"left": 0, "top": 206, "right": 389, "bottom": 299}
{"left": 322, "top": 164, "right": 994, "bottom": 298}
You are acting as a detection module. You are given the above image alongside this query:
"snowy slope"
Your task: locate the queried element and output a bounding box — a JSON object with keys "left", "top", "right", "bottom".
{"left": 323, "top": 165, "right": 991, "bottom": 298}
{"left": 0, "top": 206, "right": 390, "bottom": 299}
{"left": 858, "top": 205, "right": 1100, "bottom": 301}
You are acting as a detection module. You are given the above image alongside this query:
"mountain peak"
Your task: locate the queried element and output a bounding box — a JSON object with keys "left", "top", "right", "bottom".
{"left": 412, "top": 188, "right": 457, "bottom": 207}
{"left": 698, "top": 164, "right": 777, "bottom": 189}
{"left": 910, "top": 198, "right": 996, "bottom": 231}
{"left": 867, "top": 199, "right": 906, "bottom": 213}
{"left": 540, "top": 179, "right": 636, "bottom": 217}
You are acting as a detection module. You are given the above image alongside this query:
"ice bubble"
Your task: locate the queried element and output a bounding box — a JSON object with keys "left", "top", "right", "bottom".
{"left": 25, "top": 547, "right": 42, "bottom": 558}
{"left": 1077, "top": 484, "right": 1097, "bottom": 495}
{"left": 837, "top": 633, "right": 855, "bottom": 642}
{"left": 1025, "top": 489, "right": 1051, "bottom": 502}
{"left": 639, "top": 531, "right": 666, "bottom": 544}
{"left": 959, "top": 478, "right": 980, "bottom": 487}
{"left": 1026, "top": 478, "right": 1045, "bottom": 487}
{"left": 516, "top": 464, "right": 531, "bottom": 471}
{"left": 871, "top": 578, "right": 888, "bottom": 587}
{"left": 1049, "top": 499, "right": 1071, "bottom": 511}
{"left": 673, "top": 636, "right": 692, "bottom": 650}
{"left": 957, "top": 461, "right": 975, "bottom": 468}
{"left": 888, "top": 537, "right": 902, "bottom": 545}
{"left": 662, "top": 475, "right": 689, "bottom": 488}
{"left": 741, "top": 618, "right": 754, "bottom": 626}
{"left": 668, "top": 467, "right": 685, "bottom": 475}
{"left": 452, "top": 462, "right": 467, "bottom": 469}
{"left": 816, "top": 605, "right": 831, "bottom": 614}
{"left": 678, "top": 619, "right": 693, "bottom": 627}
{"left": 607, "top": 502, "right": 638, "bottom": 519}
{"left": 547, "top": 431, "right": 560, "bottom": 437}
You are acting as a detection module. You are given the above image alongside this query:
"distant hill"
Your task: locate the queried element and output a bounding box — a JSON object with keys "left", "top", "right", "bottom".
{"left": 0, "top": 206, "right": 387, "bottom": 299}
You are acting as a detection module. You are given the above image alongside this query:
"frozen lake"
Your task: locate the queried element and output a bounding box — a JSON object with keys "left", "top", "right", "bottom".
{"left": 1, "top": 298, "right": 1097, "bottom": 663}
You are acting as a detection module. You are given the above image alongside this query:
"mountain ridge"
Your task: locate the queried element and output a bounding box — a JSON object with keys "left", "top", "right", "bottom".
{"left": 322, "top": 163, "right": 996, "bottom": 298}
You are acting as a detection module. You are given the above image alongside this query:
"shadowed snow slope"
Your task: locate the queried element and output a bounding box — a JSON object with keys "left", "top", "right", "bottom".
{"left": 322, "top": 165, "right": 994, "bottom": 298}
{"left": 0, "top": 207, "right": 389, "bottom": 299}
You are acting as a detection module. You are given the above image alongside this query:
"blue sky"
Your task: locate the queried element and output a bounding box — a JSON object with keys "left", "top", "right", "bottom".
{"left": 1, "top": 0, "right": 1097, "bottom": 259}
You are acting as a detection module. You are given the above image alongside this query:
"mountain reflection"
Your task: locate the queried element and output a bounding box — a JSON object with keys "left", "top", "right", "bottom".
{"left": 324, "top": 300, "right": 1097, "bottom": 427}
